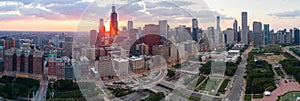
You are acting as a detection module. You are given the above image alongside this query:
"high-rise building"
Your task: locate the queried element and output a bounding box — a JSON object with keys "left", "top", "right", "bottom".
{"left": 271, "top": 31, "right": 277, "bottom": 45}
{"left": 32, "top": 51, "right": 43, "bottom": 74}
{"left": 129, "top": 56, "right": 145, "bottom": 72}
{"left": 159, "top": 20, "right": 169, "bottom": 42}
{"left": 4, "top": 49, "right": 43, "bottom": 75}
{"left": 294, "top": 28, "right": 300, "bottom": 44}
{"left": 253, "top": 21, "right": 263, "bottom": 46}
{"left": 207, "top": 27, "right": 215, "bottom": 48}
{"left": 128, "top": 20, "right": 133, "bottom": 30}
{"left": 216, "top": 16, "right": 222, "bottom": 44}
{"left": 96, "top": 18, "right": 105, "bottom": 47}
{"left": 4, "top": 37, "right": 16, "bottom": 50}
{"left": 225, "top": 28, "right": 235, "bottom": 44}
{"left": 110, "top": 5, "right": 118, "bottom": 37}
{"left": 90, "top": 30, "right": 97, "bottom": 45}
{"left": 263, "top": 24, "right": 270, "bottom": 45}
{"left": 143, "top": 24, "right": 161, "bottom": 54}
{"left": 97, "top": 56, "right": 115, "bottom": 78}
{"left": 113, "top": 58, "right": 129, "bottom": 76}
{"left": 61, "top": 41, "right": 72, "bottom": 57}
{"left": 233, "top": 19, "right": 238, "bottom": 42}
{"left": 192, "top": 18, "right": 199, "bottom": 42}
{"left": 4, "top": 49, "right": 14, "bottom": 72}
{"left": 241, "top": 12, "right": 248, "bottom": 44}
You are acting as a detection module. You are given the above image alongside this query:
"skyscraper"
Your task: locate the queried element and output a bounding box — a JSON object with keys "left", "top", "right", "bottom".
{"left": 294, "top": 28, "right": 300, "bottom": 44}
{"left": 253, "top": 21, "right": 263, "bottom": 46}
{"left": 216, "top": 16, "right": 221, "bottom": 44}
{"left": 99, "top": 18, "right": 104, "bottom": 32}
{"left": 128, "top": 20, "right": 133, "bottom": 30}
{"left": 207, "top": 27, "right": 215, "bottom": 48}
{"left": 192, "top": 18, "right": 199, "bottom": 42}
{"left": 263, "top": 24, "right": 270, "bottom": 45}
{"left": 159, "top": 20, "right": 168, "bottom": 41}
{"left": 90, "top": 30, "right": 97, "bottom": 45}
{"left": 96, "top": 18, "right": 105, "bottom": 47}
{"left": 241, "top": 12, "right": 248, "bottom": 44}
{"left": 233, "top": 19, "right": 238, "bottom": 42}
{"left": 110, "top": 5, "right": 118, "bottom": 37}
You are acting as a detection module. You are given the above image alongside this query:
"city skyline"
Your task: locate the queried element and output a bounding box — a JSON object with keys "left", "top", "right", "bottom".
{"left": 0, "top": 0, "right": 300, "bottom": 32}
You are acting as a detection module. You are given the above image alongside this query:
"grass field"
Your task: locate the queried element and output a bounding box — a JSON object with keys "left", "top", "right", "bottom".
{"left": 275, "top": 68, "right": 284, "bottom": 77}
{"left": 278, "top": 91, "right": 300, "bottom": 101}
{"left": 218, "top": 79, "right": 230, "bottom": 94}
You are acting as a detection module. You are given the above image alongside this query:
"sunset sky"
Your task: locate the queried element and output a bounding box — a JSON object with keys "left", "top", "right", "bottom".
{"left": 0, "top": 0, "right": 300, "bottom": 32}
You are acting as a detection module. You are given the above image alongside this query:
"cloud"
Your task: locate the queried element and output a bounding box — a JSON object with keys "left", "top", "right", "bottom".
{"left": 0, "top": 14, "right": 22, "bottom": 21}
{"left": 19, "top": 6, "right": 66, "bottom": 20}
{"left": 0, "top": 0, "right": 34, "bottom": 5}
{"left": 268, "top": 10, "right": 300, "bottom": 18}
{"left": 46, "top": 1, "right": 89, "bottom": 19}
{"left": 0, "top": 0, "right": 234, "bottom": 26}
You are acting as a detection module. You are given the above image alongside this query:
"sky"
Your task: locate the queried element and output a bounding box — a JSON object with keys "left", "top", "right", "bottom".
{"left": 0, "top": 0, "right": 299, "bottom": 32}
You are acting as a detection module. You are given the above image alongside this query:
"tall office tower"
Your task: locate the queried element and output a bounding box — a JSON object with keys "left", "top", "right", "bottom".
{"left": 224, "top": 28, "right": 235, "bottom": 44}
{"left": 128, "top": 20, "right": 133, "bottom": 30}
{"left": 248, "top": 30, "right": 253, "bottom": 43}
{"left": 32, "top": 51, "right": 43, "bottom": 75}
{"left": 4, "top": 49, "right": 14, "bottom": 72}
{"left": 271, "top": 31, "right": 277, "bottom": 45}
{"left": 289, "top": 29, "right": 294, "bottom": 43}
{"left": 143, "top": 24, "right": 160, "bottom": 54}
{"left": 241, "top": 12, "right": 248, "bottom": 44}
{"left": 216, "top": 16, "right": 222, "bottom": 44}
{"left": 207, "top": 27, "right": 215, "bottom": 48}
{"left": 294, "top": 28, "right": 300, "bottom": 44}
{"left": 263, "top": 24, "right": 270, "bottom": 45}
{"left": 159, "top": 20, "right": 169, "bottom": 42}
{"left": 233, "top": 19, "right": 238, "bottom": 42}
{"left": 253, "top": 21, "right": 263, "bottom": 46}
{"left": 96, "top": 18, "right": 105, "bottom": 47}
{"left": 192, "top": 18, "right": 199, "bottom": 42}
{"left": 90, "top": 30, "right": 97, "bottom": 45}
{"left": 99, "top": 18, "right": 104, "bottom": 32}
{"left": 110, "top": 5, "right": 118, "bottom": 37}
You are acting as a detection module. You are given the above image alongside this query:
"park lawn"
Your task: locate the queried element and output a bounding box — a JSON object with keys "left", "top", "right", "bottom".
{"left": 275, "top": 68, "right": 284, "bottom": 77}
{"left": 173, "top": 90, "right": 211, "bottom": 101}
{"left": 253, "top": 94, "right": 263, "bottom": 99}
{"left": 218, "top": 79, "right": 230, "bottom": 94}
{"left": 278, "top": 91, "right": 300, "bottom": 101}
{"left": 244, "top": 94, "right": 252, "bottom": 101}
{"left": 196, "top": 75, "right": 206, "bottom": 86}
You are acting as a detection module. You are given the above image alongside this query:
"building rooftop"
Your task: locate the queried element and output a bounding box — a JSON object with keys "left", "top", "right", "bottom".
{"left": 114, "top": 58, "right": 128, "bottom": 62}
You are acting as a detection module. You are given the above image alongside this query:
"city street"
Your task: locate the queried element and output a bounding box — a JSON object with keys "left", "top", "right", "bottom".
{"left": 227, "top": 46, "right": 252, "bottom": 101}
{"left": 33, "top": 81, "right": 48, "bottom": 101}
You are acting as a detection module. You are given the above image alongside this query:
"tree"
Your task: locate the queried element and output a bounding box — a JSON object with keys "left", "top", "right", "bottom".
{"left": 141, "top": 92, "right": 165, "bottom": 101}
{"left": 167, "top": 69, "right": 176, "bottom": 77}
